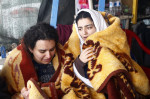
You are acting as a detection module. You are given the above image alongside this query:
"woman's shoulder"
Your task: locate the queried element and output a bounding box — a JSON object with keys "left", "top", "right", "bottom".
{"left": 7, "top": 45, "right": 22, "bottom": 58}
{"left": 3, "top": 44, "right": 25, "bottom": 67}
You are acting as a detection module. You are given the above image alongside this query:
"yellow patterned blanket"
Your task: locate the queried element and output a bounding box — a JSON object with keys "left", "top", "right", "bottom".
{"left": 62, "top": 12, "right": 150, "bottom": 98}
{"left": 1, "top": 12, "right": 150, "bottom": 99}
{"left": 0, "top": 44, "right": 91, "bottom": 99}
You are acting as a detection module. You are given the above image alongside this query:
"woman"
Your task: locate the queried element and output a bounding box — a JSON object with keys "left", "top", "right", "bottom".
{"left": 63, "top": 9, "right": 150, "bottom": 99}
{"left": 73, "top": 9, "right": 108, "bottom": 88}
{"left": 1, "top": 22, "right": 93, "bottom": 99}
{"left": 0, "top": 23, "right": 89, "bottom": 99}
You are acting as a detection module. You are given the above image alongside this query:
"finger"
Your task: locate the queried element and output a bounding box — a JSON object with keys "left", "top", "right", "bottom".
{"left": 86, "top": 53, "right": 94, "bottom": 58}
{"left": 25, "top": 87, "right": 28, "bottom": 91}
{"left": 24, "top": 90, "right": 30, "bottom": 98}
{"left": 24, "top": 92, "right": 29, "bottom": 99}
{"left": 82, "top": 47, "right": 92, "bottom": 53}
{"left": 21, "top": 87, "right": 27, "bottom": 93}
{"left": 84, "top": 47, "right": 93, "bottom": 51}
{"left": 84, "top": 49, "right": 94, "bottom": 55}
{"left": 28, "top": 88, "right": 31, "bottom": 93}
{"left": 87, "top": 56, "right": 95, "bottom": 61}
{"left": 81, "top": 47, "right": 94, "bottom": 56}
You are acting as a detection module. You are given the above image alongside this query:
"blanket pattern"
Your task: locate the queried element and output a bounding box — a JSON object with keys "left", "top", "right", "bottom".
{"left": 1, "top": 12, "right": 150, "bottom": 99}
{"left": 0, "top": 44, "right": 91, "bottom": 99}
{"left": 62, "top": 12, "right": 150, "bottom": 99}
{"left": 61, "top": 53, "right": 91, "bottom": 99}
{"left": 83, "top": 40, "right": 136, "bottom": 98}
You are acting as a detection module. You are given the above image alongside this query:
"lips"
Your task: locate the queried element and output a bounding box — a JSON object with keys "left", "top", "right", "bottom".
{"left": 83, "top": 37, "right": 88, "bottom": 40}
{"left": 44, "top": 59, "right": 51, "bottom": 62}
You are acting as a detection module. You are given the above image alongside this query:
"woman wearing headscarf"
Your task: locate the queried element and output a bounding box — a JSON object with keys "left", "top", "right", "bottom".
{"left": 62, "top": 9, "right": 150, "bottom": 99}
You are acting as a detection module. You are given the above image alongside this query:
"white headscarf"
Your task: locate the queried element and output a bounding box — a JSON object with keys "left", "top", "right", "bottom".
{"left": 75, "top": 9, "right": 108, "bottom": 51}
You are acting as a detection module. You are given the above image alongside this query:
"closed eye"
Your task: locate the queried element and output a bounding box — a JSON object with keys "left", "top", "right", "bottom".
{"left": 39, "top": 50, "right": 46, "bottom": 53}
{"left": 49, "top": 47, "right": 55, "bottom": 51}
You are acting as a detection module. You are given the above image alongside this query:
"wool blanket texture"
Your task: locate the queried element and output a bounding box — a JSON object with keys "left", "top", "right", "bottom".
{"left": 1, "top": 12, "right": 150, "bottom": 99}
{"left": 0, "top": 43, "right": 91, "bottom": 99}
{"left": 0, "top": 43, "right": 63, "bottom": 98}
{"left": 62, "top": 12, "right": 150, "bottom": 99}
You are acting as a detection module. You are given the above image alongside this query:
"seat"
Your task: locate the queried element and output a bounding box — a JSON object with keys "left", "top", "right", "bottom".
{"left": 123, "top": 29, "right": 150, "bottom": 54}
{"left": 123, "top": 29, "right": 150, "bottom": 82}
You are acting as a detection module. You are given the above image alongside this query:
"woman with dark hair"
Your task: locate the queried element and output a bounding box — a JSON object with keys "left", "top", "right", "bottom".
{"left": 63, "top": 9, "right": 150, "bottom": 99}
{"left": 0, "top": 22, "right": 93, "bottom": 99}
{"left": 0, "top": 23, "right": 65, "bottom": 98}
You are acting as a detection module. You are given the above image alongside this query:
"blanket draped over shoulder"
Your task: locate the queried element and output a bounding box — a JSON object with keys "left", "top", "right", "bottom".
{"left": 62, "top": 12, "right": 150, "bottom": 99}
{"left": 0, "top": 43, "right": 92, "bottom": 99}
{"left": 0, "top": 43, "right": 63, "bottom": 98}
{"left": 1, "top": 12, "right": 150, "bottom": 99}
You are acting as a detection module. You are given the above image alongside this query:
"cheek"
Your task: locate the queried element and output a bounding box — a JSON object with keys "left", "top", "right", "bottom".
{"left": 79, "top": 31, "right": 83, "bottom": 36}
{"left": 87, "top": 31, "right": 94, "bottom": 36}
{"left": 51, "top": 50, "right": 56, "bottom": 57}
{"left": 89, "top": 29, "right": 96, "bottom": 35}
{"left": 33, "top": 52, "right": 43, "bottom": 59}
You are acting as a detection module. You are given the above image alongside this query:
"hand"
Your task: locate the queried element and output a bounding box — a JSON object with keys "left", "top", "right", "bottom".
{"left": 21, "top": 87, "right": 30, "bottom": 99}
{"left": 79, "top": 47, "right": 95, "bottom": 63}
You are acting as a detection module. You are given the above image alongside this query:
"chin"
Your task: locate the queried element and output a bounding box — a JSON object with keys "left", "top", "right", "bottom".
{"left": 42, "top": 59, "right": 52, "bottom": 64}
{"left": 44, "top": 61, "right": 52, "bottom": 64}
{"left": 83, "top": 38, "right": 86, "bottom": 41}
{"left": 42, "top": 62, "right": 49, "bottom": 64}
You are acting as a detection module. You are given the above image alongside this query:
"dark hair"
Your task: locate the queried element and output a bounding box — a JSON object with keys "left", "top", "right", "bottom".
{"left": 23, "top": 22, "right": 58, "bottom": 52}
{"left": 75, "top": 11, "right": 93, "bottom": 25}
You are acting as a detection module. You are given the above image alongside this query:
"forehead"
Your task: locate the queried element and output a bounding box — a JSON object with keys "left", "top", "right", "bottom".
{"left": 77, "top": 18, "right": 93, "bottom": 27}
{"left": 34, "top": 40, "right": 56, "bottom": 49}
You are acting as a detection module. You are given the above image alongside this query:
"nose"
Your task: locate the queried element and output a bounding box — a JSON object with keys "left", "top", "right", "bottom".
{"left": 83, "top": 28, "right": 87, "bottom": 35}
{"left": 45, "top": 51, "right": 51, "bottom": 58}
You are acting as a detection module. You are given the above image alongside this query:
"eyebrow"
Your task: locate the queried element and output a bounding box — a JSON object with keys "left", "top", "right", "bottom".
{"left": 78, "top": 24, "right": 93, "bottom": 28}
{"left": 85, "top": 24, "right": 93, "bottom": 27}
{"left": 49, "top": 46, "right": 56, "bottom": 51}
{"left": 38, "top": 46, "right": 56, "bottom": 51}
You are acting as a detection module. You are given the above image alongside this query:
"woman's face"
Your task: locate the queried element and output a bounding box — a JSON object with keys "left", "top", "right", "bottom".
{"left": 77, "top": 18, "right": 96, "bottom": 41}
{"left": 29, "top": 40, "right": 56, "bottom": 64}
